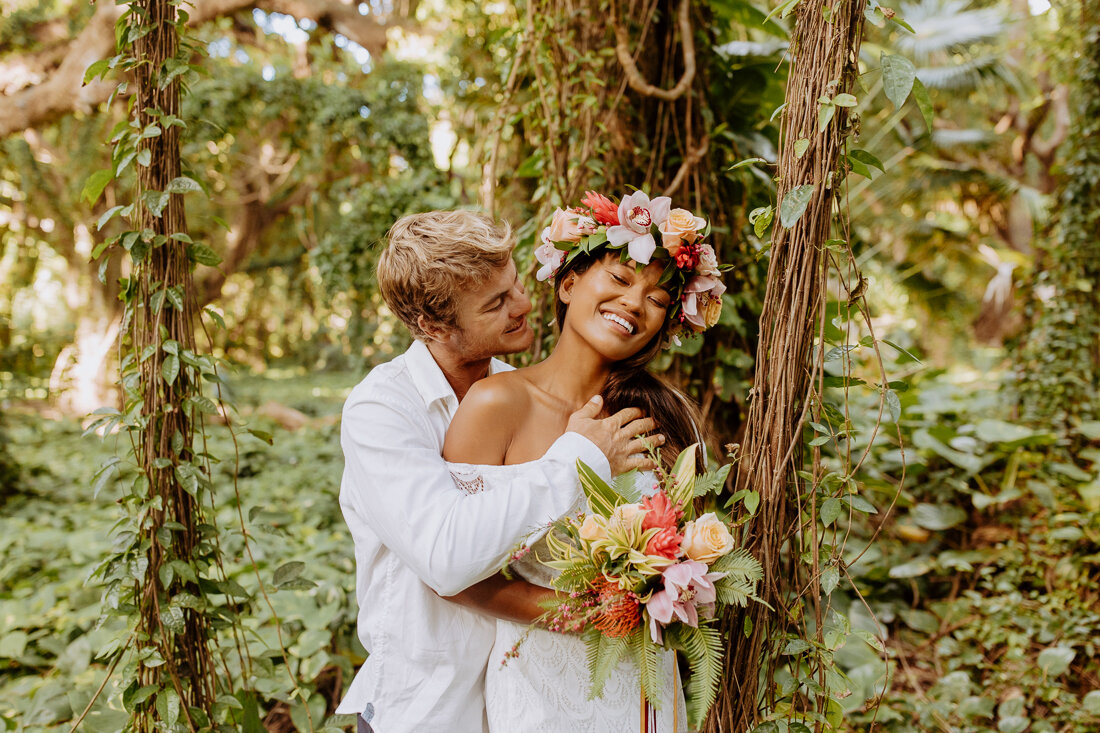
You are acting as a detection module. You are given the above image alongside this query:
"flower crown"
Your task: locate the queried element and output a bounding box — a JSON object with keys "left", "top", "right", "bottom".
{"left": 535, "top": 189, "right": 727, "bottom": 341}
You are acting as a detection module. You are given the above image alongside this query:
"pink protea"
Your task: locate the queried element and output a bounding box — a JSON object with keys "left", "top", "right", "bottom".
{"left": 581, "top": 190, "right": 619, "bottom": 226}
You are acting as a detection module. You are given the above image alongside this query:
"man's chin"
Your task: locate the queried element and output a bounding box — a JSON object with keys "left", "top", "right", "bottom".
{"left": 497, "top": 324, "right": 535, "bottom": 355}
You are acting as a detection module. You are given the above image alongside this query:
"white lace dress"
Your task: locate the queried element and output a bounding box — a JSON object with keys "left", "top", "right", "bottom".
{"left": 483, "top": 474, "right": 688, "bottom": 733}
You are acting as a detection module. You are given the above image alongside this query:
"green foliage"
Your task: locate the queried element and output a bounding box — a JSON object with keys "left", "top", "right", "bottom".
{"left": 1016, "top": 2, "right": 1100, "bottom": 426}
{"left": 0, "top": 375, "right": 360, "bottom": 730}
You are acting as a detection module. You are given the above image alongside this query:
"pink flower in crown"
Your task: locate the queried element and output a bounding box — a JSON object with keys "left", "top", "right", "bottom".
{"left": 696, "top": 244, "right": 720, "bottom": 277}
{"left": 681, "top": 275, "right": 727, "bottom": 331}
{"left": 606, "top": 191, "right": 672, "bottom": 265}
{"left": 535, "top": 227, "right": 567, "bottom": 281}
{"left": 646, "top": 560, "right": 726, "bottom": 643}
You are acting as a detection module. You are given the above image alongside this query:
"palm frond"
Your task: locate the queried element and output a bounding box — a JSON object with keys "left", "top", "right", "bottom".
{"left": 669, "top": 624, "right": 725, "bottom": 729}
{"left": 916, "top": 56, "right": 1000, "bottom": 91}
{"left": 895, "top": 0, "right": 1006, "bottom": 60}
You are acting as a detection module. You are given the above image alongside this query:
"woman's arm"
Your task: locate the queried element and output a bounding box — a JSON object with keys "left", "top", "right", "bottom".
{"left": 440, "top": 572, "right": 556, "bottom": 625}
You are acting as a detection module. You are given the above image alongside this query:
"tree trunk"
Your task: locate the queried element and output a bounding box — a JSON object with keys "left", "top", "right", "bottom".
{"left": 706, "top": 1, "right": 868, "bottom": 730}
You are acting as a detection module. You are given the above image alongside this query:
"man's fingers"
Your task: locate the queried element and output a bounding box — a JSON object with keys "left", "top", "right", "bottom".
{"left": 627, "top": 434, "right": 664, "bottom": 455}
{"left": 620, "top": 454, "right": 659, "bottom": 473}
{"left": 569, "top": 395, "right": 604, "bottom": 421}
{"left": 620, "top": 417, "right": 657, "bottom": 439}
{"left": 609, "top": 406, "right": 645, "bottom": 428}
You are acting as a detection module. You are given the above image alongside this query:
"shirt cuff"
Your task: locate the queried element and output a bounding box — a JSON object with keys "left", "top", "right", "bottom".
{"left": 553, "top": 431, "right": 612, "bottom": 483}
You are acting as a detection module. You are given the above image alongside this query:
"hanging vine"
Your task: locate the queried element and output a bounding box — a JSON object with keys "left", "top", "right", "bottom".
{"left": 79, "top": 1, "right": 319, "bottom": 729}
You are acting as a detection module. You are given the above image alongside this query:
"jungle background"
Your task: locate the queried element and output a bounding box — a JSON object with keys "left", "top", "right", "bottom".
{"left": 1, "top": 0, "right": 1098, "bottom": 730}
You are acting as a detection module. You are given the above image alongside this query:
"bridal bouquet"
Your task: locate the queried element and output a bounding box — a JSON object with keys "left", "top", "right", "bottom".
{"left": 539, "top": 446, "right": 763, "bottom": 728}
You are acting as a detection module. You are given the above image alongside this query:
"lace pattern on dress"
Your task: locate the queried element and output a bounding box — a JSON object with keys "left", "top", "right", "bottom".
{"left": 449, "top": 471, "right": 485, "bottom": 495}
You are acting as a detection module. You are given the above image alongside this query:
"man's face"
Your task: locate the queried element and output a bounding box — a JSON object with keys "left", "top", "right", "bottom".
{"left": 445, "top": 259, "right": 533, "bottom": 360}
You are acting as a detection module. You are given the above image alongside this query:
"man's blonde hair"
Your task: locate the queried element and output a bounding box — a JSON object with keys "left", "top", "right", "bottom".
{"left": 378, "top": 210, "right": 515, "bottom": 339}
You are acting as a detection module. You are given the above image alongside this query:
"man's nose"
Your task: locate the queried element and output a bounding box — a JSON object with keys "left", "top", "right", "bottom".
{"left": 509, "top": 287, "right": 532, "bottom": 317}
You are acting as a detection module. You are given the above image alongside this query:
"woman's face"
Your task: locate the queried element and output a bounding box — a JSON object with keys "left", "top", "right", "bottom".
{"left": 559, "top": 255, "right": 671, "bottom": 362}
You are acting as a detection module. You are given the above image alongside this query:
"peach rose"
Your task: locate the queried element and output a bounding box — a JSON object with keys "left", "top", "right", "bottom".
{"left": 607, "top": 502, "right": 646, "bottom": 538}
{"left": 681, "top": 512, "right": 735, "bottom": 564}
{"left": 658, "top": 208, "right": 706, "bottom": 248}
{"left": 547, "top": 207, "right": 596, "bottom": 243}
{"left": 579, "top": 514, "right": 608, "bottom": 543}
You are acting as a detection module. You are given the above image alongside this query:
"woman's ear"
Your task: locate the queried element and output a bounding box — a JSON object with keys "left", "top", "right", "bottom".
{"left": 558, "top": 272, "right": 577, "bottom": 305}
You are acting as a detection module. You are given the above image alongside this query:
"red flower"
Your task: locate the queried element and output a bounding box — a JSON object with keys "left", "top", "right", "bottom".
{"left": 581, "top": 190, "right": 620, "bottom": 226}
{"left": 644, "top": 526, "right": 683, "bottom": 560}
{"left": 640, "top": 491, "right": 683, "bottom": 532}
{"left": 673, "top": 242, "right": 700, "bottom": 270}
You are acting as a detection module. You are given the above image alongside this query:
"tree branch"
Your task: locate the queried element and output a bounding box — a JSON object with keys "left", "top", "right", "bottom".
{"left": 0, "top": 0, "right": 407, "bottom": 139}
{"left": 611, "top": 0, "right": 695, "bottom": 102}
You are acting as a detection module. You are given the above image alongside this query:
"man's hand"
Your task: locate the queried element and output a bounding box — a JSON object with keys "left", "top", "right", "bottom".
{"left": 566, "top": 395, "right": 664, "bottom": 474}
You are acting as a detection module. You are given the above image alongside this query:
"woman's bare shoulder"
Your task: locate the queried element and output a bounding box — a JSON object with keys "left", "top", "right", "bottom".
{"left": 444, "top": 371, "right": 533, "bottom": 463}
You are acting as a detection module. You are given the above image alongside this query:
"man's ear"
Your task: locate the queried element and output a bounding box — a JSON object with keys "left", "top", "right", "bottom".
{"left": 417, "top": 315, "right": 449, "bottom": 344}
{"left": 558, "top": 272, "right": 577, "bottom": 305}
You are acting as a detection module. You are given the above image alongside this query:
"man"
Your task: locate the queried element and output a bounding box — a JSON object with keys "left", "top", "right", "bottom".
{"left": 336, "top": 211, "right": 659, "bottom": 732}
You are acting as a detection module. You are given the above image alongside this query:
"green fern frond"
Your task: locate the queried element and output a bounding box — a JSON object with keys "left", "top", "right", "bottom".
{"left": 633, "top": 627, "right": 662, "bottom": 710}
{"left": 709, "top": 548, "right": 763, "bottom": 580}
{"left": 612, "top": 469, "right": 644, "bottom": 503}
{"left": 676, "top": 624, "right": 725, "bottom": 729}
{"left": 692, "top": 463, "right": 731, "bottom": 497}
{"left": 715, "top": 576, "right": 758, "bottom": 607}
{"left": 588, "top": 631, "right": 629, "bottom": 700}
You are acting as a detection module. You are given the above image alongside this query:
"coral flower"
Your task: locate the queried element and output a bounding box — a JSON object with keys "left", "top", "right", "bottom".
{"left": 646, "top": 560, "right": 725, "bottom": 643}
{"left": 644, "top": 526, "right": 683, "bottom": 560}
{"left": 592, "top": 577, "right": 642, "bottom": 638}
{"left": 640, "top": 491, "right": 683, "bottom": 532}
{"left": 581, "top": 190, "right": 620, "bottom": 226}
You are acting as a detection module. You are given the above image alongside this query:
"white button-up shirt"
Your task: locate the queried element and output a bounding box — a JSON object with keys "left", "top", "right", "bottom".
{"left": 336, "top": 340, "right": 610, "bottom": 732}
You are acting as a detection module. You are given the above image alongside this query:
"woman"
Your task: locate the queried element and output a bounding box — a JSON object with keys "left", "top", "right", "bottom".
{"left": 444, "top": 191, "right": 723, "bottom": 731}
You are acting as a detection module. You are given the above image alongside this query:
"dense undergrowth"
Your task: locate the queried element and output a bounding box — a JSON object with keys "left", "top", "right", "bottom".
{"left": 1, "top": 363, "right": 1098, "bottom": 731}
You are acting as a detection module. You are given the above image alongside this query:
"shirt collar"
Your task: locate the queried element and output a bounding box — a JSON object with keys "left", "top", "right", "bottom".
{"left": 404, "top": 339, "right": 509, "bottom": 412}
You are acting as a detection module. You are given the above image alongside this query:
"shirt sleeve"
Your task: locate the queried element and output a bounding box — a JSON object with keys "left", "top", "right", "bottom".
{"left": 340, "top": 392, "right": 611, "bottom": 597}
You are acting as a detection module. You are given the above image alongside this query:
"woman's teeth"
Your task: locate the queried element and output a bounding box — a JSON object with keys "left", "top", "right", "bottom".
{"left": 602, "top": 312, "right": 634, "bottom": 334}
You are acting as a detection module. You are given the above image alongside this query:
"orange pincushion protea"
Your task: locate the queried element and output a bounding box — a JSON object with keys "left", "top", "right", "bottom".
{"left": 591, "top": 577, "right": 641, "bottom": 638}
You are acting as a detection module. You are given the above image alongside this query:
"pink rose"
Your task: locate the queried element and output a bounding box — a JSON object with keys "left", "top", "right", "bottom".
{"left": 546, "top": 207, "right": 595, "bottom": 244}
{"left": 696, "top": 244, "right": 720, "bottom": 277}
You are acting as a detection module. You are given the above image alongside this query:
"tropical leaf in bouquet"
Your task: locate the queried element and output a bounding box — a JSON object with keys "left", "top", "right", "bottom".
{"left": 715, "top": 575, "right": 760, "bottom": 607}
{"left": 709, "top": 547, "right": 763, "bottom": 579}
{"left": 632, "top": 625, "right": 662, "bottom": 709}
{"left": 612, "top": 468, "right": 645, "bottom": 503}
{"left": 578, "top": 459, "right": 626, "bottom": 517}
{"left": 669, "top": 623, "right": 724, "bottom": 729}
{"left": 585, "top": 625, "right": 630, "bottom": 700}
{"left": 667, "top": 444, "right": 699, "bottom": 513}
{"left": 692, "top": 463, "right": 732, "bottom": 497}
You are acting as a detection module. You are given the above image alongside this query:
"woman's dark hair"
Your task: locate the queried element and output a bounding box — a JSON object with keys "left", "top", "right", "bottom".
{"left": 554, "top": 251, "right": 707, "bottom": 470}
